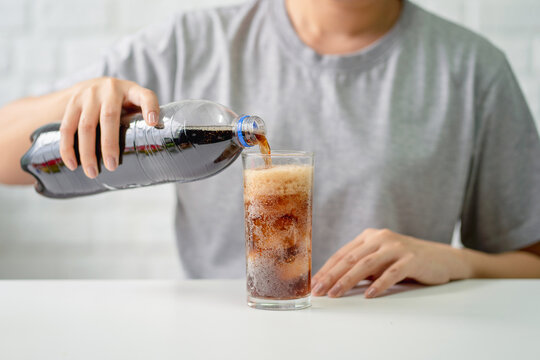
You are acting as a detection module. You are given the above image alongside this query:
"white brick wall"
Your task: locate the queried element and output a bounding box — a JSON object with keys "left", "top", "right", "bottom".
{"left": 0, "top": 0, "right": 538, "bottom": 279}
{"left": 478, "top": 0, "right": 540, "bottom": 30}
{"left": 0, "top": 38, "right": 9, "bottom": 73}
{"left": 0, "top": 1, "right": 27, "bottom": 31}
{"left": 532, "top": 37, "right": 540, "bottom": 75}
{"left": 35, "top": 0, "right": 111, "bottom": 31}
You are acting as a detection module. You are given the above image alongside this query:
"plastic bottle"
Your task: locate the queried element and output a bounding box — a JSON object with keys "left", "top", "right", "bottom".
{"left": 21, "top": 100, "right": 266, "bottom": 198}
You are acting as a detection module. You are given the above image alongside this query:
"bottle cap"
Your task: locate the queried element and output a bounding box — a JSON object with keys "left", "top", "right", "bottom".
{"left": 236, "top": 115, "right": 266, "bottom": 148}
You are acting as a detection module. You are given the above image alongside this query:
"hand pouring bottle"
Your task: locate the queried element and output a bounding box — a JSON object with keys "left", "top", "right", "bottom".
{"left": 21, "top": 100, "right": 266, "bottom": 198}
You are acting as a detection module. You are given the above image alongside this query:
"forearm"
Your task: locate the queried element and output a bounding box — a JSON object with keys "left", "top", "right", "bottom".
{"left": 459, "top": 246, "right": 540, "bottom": 279}
{"left": 0, "top": 88, "right": 73, "bottom": 184}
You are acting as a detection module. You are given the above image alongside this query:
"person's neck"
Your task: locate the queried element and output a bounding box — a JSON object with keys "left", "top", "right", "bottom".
{"left": 285, "top": 0, "right": 403, "bottom": 55}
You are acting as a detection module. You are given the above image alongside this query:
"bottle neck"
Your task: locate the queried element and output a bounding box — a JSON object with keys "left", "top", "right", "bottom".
{"left": 233, "top": 115, "right": 267, "bottom": 148}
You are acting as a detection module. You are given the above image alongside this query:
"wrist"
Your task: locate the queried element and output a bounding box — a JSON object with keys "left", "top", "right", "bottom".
{"left": 447, "top": 246, "right": 475, "bottom": 280}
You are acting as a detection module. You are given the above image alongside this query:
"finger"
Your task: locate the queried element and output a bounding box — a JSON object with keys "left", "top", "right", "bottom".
{"left": 125, "top": 84, "right": 160, "bottom": 127}
{"left": 78, "top": 91, "right": 100, "bottom": 179}
{"left": 312, "top": 241, "right": 359, "bottom": 285}
{"left": 59, "top": 96, "right": 82, "bottom": 171}
{"left": 99, "top": 94, "right": 123, "bottom": 171}
{"left": 311, "top": 241, "right": 379, "bottom": 296}
{"left": 365, "top": 257, "right": 411, "bottom": 299}
{"left": 312, "top": 228, "right": 377, "bottom": 285}
{"left": 327, "top": 248, "right": 399, "bottom": 298}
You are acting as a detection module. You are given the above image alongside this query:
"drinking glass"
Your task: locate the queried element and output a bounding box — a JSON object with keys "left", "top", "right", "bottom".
{"left": 242, "top": 151, "right": 314, "bottom": 310}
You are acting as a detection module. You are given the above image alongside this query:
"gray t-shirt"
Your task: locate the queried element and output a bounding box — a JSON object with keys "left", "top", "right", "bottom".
{"left": 58, "top": 0, "right": 540, "bottom": 278}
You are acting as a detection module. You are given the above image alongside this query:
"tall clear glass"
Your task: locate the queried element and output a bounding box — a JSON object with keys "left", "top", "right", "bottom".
{"left": 242, "top": 151, "right": 314, "bottom": 310}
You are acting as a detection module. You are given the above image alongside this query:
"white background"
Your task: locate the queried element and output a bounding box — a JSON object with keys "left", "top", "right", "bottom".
{"left": 0, "top": 0, "right": 539, "bottom": 278}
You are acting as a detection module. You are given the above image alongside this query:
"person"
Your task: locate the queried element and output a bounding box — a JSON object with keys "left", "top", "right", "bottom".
{"left": 0, "top": 0, "right": 539, "bottom": 298}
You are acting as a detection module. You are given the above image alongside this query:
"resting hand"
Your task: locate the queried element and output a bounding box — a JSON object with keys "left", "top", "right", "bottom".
{"left": 311, "top": 228, "right": 472, "bottom": 298}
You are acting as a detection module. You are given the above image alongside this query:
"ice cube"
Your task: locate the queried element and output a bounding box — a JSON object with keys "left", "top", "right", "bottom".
{"left": 278, "top": 254, "right": 309, "bottom": 281}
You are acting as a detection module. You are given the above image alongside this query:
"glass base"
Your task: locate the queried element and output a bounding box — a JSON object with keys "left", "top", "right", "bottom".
{"left": 247, "top": 295, "right": 311, "bottom": 311}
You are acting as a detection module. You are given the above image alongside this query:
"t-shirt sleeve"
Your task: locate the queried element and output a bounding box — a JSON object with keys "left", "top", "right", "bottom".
{"left": 52, "top": 14, "right": 185, "bottom": 105}
{"left": 460, "top": 56, "right": 540, "bottom": 253}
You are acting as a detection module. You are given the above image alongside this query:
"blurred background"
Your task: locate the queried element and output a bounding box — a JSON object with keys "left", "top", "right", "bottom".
{"left": 0, "top": 0, "right": 539, "bottom": 279}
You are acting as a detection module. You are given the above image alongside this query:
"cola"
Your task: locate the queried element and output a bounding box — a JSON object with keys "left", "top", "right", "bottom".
{"left": 243, "top": 157, "right": 314, "bottom": 306}
{"left": 255, "top": 133, "right": 271, "bottom": 166}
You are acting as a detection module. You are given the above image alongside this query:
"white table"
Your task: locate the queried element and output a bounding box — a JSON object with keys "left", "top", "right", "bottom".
{"left": 0, "top": 279, "right": 538, "bottom": 359}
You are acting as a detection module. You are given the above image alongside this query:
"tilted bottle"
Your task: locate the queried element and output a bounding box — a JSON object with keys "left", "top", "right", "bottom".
{"left": 21, "top": 100, "right": 266, "bottom": 198}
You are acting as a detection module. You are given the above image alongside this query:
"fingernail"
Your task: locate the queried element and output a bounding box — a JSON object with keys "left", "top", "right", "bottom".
{"left": 312, "top": 283, "right": 324, "bottom": 296}
{"left": 65, "top": 159, "right": 77, "bottom": 171}
{"left": 105, "top": 156, "right": 117, "bottom": 171}
{"left": 86, "top": 166, "right": 98, "bottom": 179}
{"left": 328, "top": 283, "right": 342, "bottom": 298}
{"left": 366, "top": 287, "right": 376, "bottom": 298}
{"left": 148, "top": 111, "right": 158, "bottom": 125}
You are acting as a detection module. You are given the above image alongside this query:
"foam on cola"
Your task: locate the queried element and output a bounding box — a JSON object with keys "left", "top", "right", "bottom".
{"left": 244, "top": 164, "right": 313, "bottom": 300}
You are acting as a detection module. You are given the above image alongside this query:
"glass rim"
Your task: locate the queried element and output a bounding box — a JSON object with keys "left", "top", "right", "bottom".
{"left": 242, "top": 150, "right": 314, "bottom": 158}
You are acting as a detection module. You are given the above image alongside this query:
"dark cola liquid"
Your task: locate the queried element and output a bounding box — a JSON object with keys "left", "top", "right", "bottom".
{"left": 21, "top": 124, "right": 242, "bottom": 198}
{"left": 255, "top": 133, "right": 271, "bottom": 167}
{"left": 244, "top": 164, "right": 313, "bottom": 300}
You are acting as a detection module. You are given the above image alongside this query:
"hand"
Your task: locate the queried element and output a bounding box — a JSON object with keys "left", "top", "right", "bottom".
{"left": 311, "top": 228, "right": 472, "bottom": 298}
{"left": 59, "top": 77, "right": 160, "bottom": 178}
